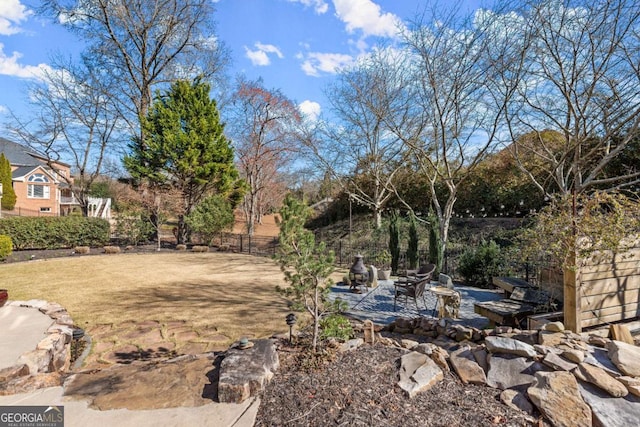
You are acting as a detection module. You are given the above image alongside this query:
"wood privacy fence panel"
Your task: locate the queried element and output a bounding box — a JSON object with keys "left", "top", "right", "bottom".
{"left": 564, "top": 241, "right": 640, "bottom": 332}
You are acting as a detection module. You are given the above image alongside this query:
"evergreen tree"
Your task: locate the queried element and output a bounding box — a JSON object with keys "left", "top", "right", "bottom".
{"left": 388, "top": 211, "right": 400, "bottom": 274}
{"left": 275, "top": 195, "right": 337, "bottom": 352}
{"left": 407, "top": 213, "right": 419, "bottom": 269}
{"left": 124, "top": 79, "right": 242, "bottom": 243}
{"left": 0, "top": 154, "right": 17, "bottom": 210}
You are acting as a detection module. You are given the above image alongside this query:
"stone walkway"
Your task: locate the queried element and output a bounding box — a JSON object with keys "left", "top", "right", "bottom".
{"left": 329, "top": 280, "right": 505, "bottom": 328}
{"left": 82, "top": 320, "right": 231, "bottom": 370}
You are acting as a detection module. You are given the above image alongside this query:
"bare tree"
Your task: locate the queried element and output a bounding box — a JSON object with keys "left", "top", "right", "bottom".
{"left": 395, "top": 3, "right": 521, "bottom": 253}
{"left": 9, "top": 56, "right": 122, "bottom": 215}
{"left": 316, "top": 48, "right": 413, "bottom": 228}
{"left": 40, "top": 0, "right": 230, "bottom": 141}
{"left": 227, "top": 78, "right": 301, "bottom": 237}
{"left": 504, "top": 0, "right": 640, "bottom": 195}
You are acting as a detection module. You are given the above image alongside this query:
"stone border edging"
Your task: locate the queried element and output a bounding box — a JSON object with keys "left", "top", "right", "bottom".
{"left": 1, "top": 299, "right": 76, "bottom": 385}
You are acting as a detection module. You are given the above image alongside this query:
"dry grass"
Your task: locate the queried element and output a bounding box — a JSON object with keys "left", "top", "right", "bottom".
{"left": 2, "top": 252, "right": 296, "bottom": 345}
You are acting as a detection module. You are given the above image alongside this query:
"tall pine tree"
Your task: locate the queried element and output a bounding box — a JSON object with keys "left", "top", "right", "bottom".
{"left": 124, "top": 79, "right": 242, "bottom": 243}
{"left": 0, "top": 154, "right": 17, "bottom": 210}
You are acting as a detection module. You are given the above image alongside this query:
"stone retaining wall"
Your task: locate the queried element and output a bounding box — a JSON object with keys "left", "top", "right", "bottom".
{"left": 0, "top": 300, "right": 74, "bottom": 392}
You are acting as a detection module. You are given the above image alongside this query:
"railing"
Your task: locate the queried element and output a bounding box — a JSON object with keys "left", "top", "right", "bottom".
{"left": 60, "top": 196, "right": 80, "bottom": 205}
{"left": 88, "top": 197, "right": 111, "bottom": 219}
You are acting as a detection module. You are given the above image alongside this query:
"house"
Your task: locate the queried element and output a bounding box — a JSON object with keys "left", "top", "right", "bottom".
{"left": 0, "top": 137, "right": 110, "bottom": 218}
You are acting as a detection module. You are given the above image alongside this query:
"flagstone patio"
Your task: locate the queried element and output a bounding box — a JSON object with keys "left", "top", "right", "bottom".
{"left": 329, "top": 279, "right": 505, "bottom": 329}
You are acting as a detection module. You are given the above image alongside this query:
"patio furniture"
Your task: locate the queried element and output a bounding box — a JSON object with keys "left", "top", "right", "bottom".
{"left": 429, "top": 286, "right": 461, "bottom": 318}
{"left": 401, "top": 263, "right": 436, "bottom": 282}
{"left": 393, "top": 265, "right": 435, "bottom": 311}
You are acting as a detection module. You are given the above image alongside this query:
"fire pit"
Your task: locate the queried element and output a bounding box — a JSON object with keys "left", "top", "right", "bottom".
{"left": 349, "top": 255, "right": 369, "bottom": 293}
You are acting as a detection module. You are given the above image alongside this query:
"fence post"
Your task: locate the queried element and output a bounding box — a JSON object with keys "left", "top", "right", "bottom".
{"left": 240, "top": 235, "right": 243, "bottom": 253}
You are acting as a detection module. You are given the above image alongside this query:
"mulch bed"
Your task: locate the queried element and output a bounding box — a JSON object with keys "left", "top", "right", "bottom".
{"left": 255, "top": 342, "right": 545, "bottom": 427}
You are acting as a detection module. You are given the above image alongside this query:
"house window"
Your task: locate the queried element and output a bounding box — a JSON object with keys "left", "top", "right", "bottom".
{"left": 27, "top": 174, "right": 51, "bottom": 199}
{"left": 40, "top": 207, "right": 51, "bottom": 213}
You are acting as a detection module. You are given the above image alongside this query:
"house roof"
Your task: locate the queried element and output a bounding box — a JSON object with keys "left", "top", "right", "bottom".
{"left": 0, "top": 137, "right": 45, "bottom": 167}
{"left": 11, "top": 165, "right": 59, "bottom": 183}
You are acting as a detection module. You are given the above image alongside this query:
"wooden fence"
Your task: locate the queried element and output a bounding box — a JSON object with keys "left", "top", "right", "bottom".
{"left": 561, "top": 240, "right": 640, "bottom": 332}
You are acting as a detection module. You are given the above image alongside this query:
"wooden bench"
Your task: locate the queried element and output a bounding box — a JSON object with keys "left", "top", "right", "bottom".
{"left": 474, "top": 278, "right": 553, "bottom": 327}
{"left": 474, "top": 299, "right": 536, "bottom": 327}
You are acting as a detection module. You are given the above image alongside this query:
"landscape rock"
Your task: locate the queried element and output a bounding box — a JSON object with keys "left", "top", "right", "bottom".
{"left": 606, "top": 340, "right": 640, "bottom": 377}
{"left": 429, "top": 346, "right": 450, "bottom": 372}
{"left": 527, "top": 371, "right": 591, "bottom": 427}
{"left": 401, "top": 339, "right": 419, "bottom": 349}
{"left": 17, "top": 349, "right": 51, "bottom": 374}
{"left": 472, "top": 347, "right": 488, "bottom": 373}
{"left": 218, "top": 339, "right": 279, "bottom": 404}
{"left": 561, "top": 349, "right": 585, "bottom": 363}
{"left": 103, "top": 245, "right": 121, "bottom": 254}
{"left": 584, "top": 347, "right": 623, "bottom": 376}
{"left": 0, "top": 365, "right": 29, "bottom": 383}
{"left": 40, "top": 303, "right": 66, "bottom": 316}
{"left": 413, "top": 342, "right": 437, "bottom": 355}
{"left": 398, "top": 352, "right": 443, "bottom": 398}
{"left": 617, "top": 376, "right": 640, "bottom": 397}
{"left": 538, "top": 331, "right": 565, "bottom": 347}
{"left": 453, "top": 325, "right": 474, "bottom": 342}
{"left": 0, "top": 373, "right": 63, "bottom": 396}
{"left": 449, "top": 347, "right": 486, "bottom": 385}
{"left": 541, "top": 321, "right": 565, "bottom": 332}
{"left": 487, "top": 354, "right": 546, "bottom": 391}
{"left": 576, "top": 362, "right": 628, "bottom": 397}
{"left": 542, "top": 351, "right": 577, "bottom": 372}
{"left": 500, "top": 389, "right": 534, "bottom": 415}
{"left": 578, "top": 381, "right": 640, "bottom": 427}
{"left": 65, "top": 354, "right": 217, "bottom": 409}
{"left": 339, "top": 338, "right": 364, "bottom": 352}
{"left": 588, "top": 335, "right": 610, "bottom": 347}
{"left": 363, "top": 320, "right": 375, "bottom": 344}
{"left": 485, "top": 336, "right": 536, "bottom": 358}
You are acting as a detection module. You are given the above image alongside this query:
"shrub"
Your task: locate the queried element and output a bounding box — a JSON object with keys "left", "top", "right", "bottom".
{"left": 320, "top": 314, "right": 353, "bottom": 341}
{"left": 0, "top": 216, "right": 110, "bottom": 250}
{"left": 0, "top": 234, "right": 12, "bottom": 260}
{"left": 458, "top": 240, "right": 505, "bottom": 287}
{"left": 114, "top": 212, "right": 154, "bottom": 246}
{"left": 407, "top": 214, "right": 419, "bottom": 269}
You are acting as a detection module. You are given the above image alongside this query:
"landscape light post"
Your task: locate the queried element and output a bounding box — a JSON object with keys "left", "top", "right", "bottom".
{"left": 285, "top": 313, "right": 296, "bottom": 344}
{"left": 0, "top": 183, "right": 3, "bottom": 218}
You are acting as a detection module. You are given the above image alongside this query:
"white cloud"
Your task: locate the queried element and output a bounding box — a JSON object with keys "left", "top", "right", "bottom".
{"left": 244, "top": 42, "right": 284, "bottom": 66}
{"left": 0, "top": 0, "right": 31, "bottom": 35}
{"left": 333, "top": 0, "right": 403, "bottom": 38}
{"left": 0, "top": 43, "right": 51, "bottom": 80}
{"left": 300, "top": 52, "right": 354, "bottom": 76}
{"left": 287, "top": 0, "right": 329, "bottom": 14}
{"left": 299, "top": 100, "right": 321, "bottom": 121}
{"left": 0, "top": 105, "right": 7, "bottom": 114}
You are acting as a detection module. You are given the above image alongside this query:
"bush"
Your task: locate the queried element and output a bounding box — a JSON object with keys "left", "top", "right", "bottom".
{"left": 320, "top": 314, "right": 353, "bottom": 341}
{"left": 0, "top": 234, "right": 12, "bottom": 260}
{"left": 0, "top": 217, "right": 110, "bottom": 250}
{"left": 114, "top": 213, "right": 154, "bottom": 246}
{"left": 458, "top": 240, "right": 505, "bottom": 287}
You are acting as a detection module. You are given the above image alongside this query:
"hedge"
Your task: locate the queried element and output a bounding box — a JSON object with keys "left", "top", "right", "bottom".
{"left": 0, "top": 217, "right": 110, "bottom": 250}
{"left": 0, "top": 235, "right": 12, "bottom": 259}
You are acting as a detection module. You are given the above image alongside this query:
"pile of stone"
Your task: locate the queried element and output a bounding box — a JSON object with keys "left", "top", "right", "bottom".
{"left": 355, "top": 316, "right": 640, "bottom": 427}
{"left": 0, "top": 300, "right": 75, "bottom": 394}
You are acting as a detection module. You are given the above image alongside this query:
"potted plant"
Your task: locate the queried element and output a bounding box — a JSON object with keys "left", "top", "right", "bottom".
{"left": 375, "top": 250, "right": 393, "bottom": 280}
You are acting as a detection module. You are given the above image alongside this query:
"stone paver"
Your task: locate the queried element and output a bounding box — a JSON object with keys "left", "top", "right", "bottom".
{"left": 329, "top": 279, "right": 504, "bottom": 327}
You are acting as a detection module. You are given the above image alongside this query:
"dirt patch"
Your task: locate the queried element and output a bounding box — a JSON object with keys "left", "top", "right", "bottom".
{"left": 256, "top": 342, "right": 544, "bottom": 426}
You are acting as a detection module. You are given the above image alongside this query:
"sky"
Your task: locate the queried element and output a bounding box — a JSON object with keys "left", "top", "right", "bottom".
{"left": 0, "top": 0, "right": 480, "bottom": 129}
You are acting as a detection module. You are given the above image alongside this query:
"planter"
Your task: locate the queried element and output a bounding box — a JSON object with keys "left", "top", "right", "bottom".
{"left": 0, "top": 289, "right": 7, "bottom": 307}
{"left": 378, "top": 269, "right": 392, "bottom": 280}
